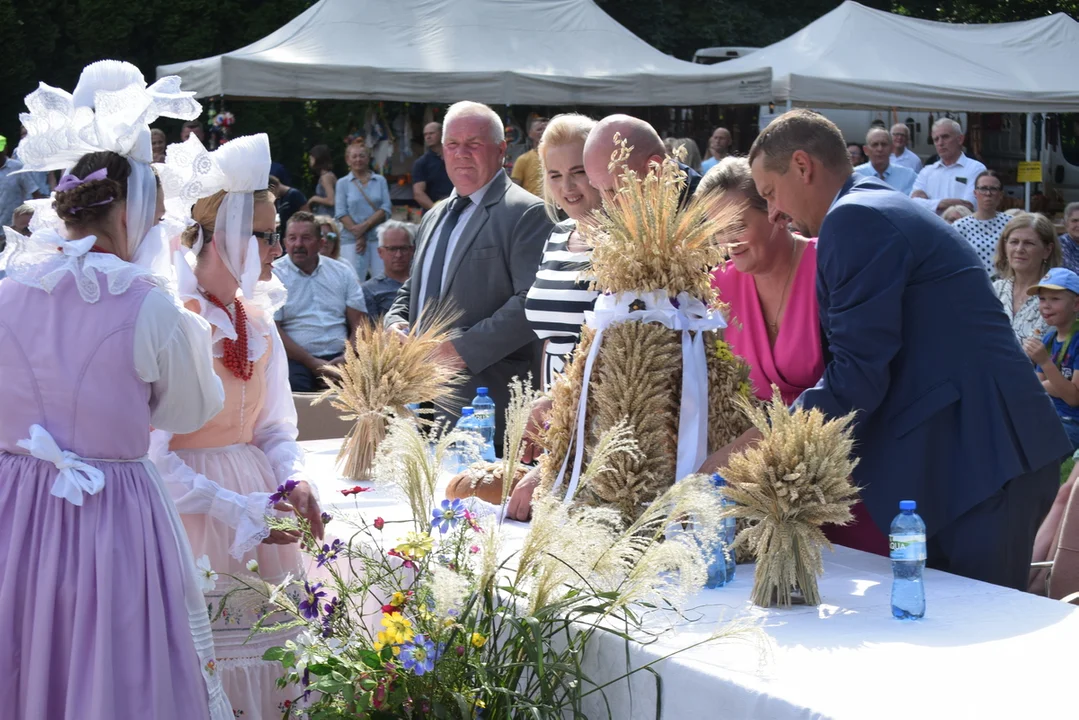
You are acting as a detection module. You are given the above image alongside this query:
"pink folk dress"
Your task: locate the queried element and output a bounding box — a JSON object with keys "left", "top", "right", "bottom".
{"left": 150, "top": 274, "right": 309, "bottom": 720}
{"left": 0, "top": 234, "right": 232, "bottom": 720}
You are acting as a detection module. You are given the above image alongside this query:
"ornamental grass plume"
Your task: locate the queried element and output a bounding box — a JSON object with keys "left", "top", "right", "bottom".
{"left": 582, "top": 136, "right": 743, "bottom": 301}
{"left": 719, "top": 388, "right": 860, "bottom": 608}
{"left": 315, "top": 306, "right": 465, "bottom": 480}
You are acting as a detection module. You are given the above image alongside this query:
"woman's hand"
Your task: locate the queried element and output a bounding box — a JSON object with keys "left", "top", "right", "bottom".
{"left": 262, "top": 528, "right": 302, "bottom": 545}
{"left": 355, "top": 237, "right": 367, "bottom": 255}
{"left": 697, "top": 427, "right": 763, "bottom": 476}
{"left": 275, "top": 480, "right": 325, "bottom": 540}
{"left": 521, "top": 396, "right": 553, "bottom": 463}
{"left": 507, "top": 467, "right": 541, "bottom": 522}
{"left": 1024, "top": 336, "right": 1051, "bottom": 366}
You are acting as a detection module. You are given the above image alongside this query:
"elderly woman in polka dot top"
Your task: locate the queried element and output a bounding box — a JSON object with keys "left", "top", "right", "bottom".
{"left": 991, "top": 212, "right": 1063, "bottom": 343}
{"left": 952, "top": 169, "right": 1010, "bottom": 274}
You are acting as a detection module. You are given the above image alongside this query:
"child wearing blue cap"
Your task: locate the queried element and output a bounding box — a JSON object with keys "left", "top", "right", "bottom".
{"left": 1024, "top": 267, "right": 1079, "bottom": 449}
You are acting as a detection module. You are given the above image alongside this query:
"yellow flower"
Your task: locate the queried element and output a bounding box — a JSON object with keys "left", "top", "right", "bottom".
{"left": 380, "top": 612, "right": 415, "bottom": 645}
{"left": 470, "top": 632, "right": 487, "bottom": 649}
{"left": 738, "top": 381, "right": 752, "bottom": 398}
{"left": 714, "top": 339, "right": 735, "bottom": 363}
{"left": 390, "top": 591, "right": 408, "bottom": 608}
{"left": 394, "top": 531, "right": 434, "bottom": 560}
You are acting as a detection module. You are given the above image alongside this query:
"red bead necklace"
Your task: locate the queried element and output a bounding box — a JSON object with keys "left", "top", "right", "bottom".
{"left": 204, "top": 292, "right": 254, "bottom": 381}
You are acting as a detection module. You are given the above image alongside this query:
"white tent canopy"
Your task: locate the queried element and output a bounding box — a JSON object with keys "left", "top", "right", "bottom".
{"left": 717, "top": 1, "right": 1079, "bottom": 112}
{"left": 157, "top": 0, "right": 771, "bottom": 106}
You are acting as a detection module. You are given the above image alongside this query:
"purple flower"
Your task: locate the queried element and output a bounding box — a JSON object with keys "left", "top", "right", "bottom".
{"left": 270, "top": 479, "right": 299, "bottom": 505}
{"left": 321, "top": 596, "right": 339, "bottom": 637}
{"left": 298, "top": 581, "right": 326, "bottom": 620}
{"left": 670, "top": 296, "right": 680, "bottom": 309}
{"left": 431, "top": 498, "right": 465, "bottom": 534}
{"left": 321, "top": 511, "right": 333, "bottom": 525}
{"left": 399, "top": 634, "right": 437, "bottom": 676}
{"left": 316, "top": 539, "right": 344, "bottom": 568}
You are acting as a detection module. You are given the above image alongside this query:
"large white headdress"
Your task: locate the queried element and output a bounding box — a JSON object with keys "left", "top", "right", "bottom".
{"left": 158, "top": 133, "right": 272, "bottom": 299}
{"left": 17, "top": 60, "right": 201, "bottom": 265}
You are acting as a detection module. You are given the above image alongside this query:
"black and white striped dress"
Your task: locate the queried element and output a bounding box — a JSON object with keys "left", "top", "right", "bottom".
{"left": 525, "top": 219, "right": 598, "bottom": 390}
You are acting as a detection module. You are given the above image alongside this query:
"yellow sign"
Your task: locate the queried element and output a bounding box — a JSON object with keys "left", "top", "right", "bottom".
{"left": 1017, "top": 161, "right": 1042, "bottom": 183}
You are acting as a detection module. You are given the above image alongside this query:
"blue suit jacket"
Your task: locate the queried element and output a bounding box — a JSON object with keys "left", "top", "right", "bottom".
{"left": 800, "top": 176, "right": 1070, "bottom": 538}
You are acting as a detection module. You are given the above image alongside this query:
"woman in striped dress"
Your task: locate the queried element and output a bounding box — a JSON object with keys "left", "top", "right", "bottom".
{"left": 512, "top": 114, "right": 602, "bottom": 520}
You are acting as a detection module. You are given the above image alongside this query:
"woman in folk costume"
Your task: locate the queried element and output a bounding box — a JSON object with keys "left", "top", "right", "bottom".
{"left": 0, "top": 61, "right": 233, "bottom": 720}
{"left": 150, "top": 132, "right": 325, "bottom": 718}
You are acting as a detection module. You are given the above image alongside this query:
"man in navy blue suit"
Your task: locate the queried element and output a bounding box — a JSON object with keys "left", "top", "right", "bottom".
{"left": 747, "top": 109, "right": 1069, "bottom": 590}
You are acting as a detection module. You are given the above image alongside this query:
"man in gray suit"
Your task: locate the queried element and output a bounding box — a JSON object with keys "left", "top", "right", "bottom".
{"left": 385, "top": 101, "right": 553, "bottom": 445}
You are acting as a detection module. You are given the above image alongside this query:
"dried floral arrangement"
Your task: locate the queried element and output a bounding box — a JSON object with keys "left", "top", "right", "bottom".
{"left": 719, "top": 389, "right": 860, "bottom": 608}
{"left": 316, "top": 309, "right": 465, "bottom": 480}
{"left": 537, "top": 143, "right": 747, "bottom": 523}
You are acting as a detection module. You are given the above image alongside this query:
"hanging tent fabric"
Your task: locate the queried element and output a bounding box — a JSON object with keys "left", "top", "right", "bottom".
{"left": 717, "top": 1, "right": 1079, "bottom": 112}
{"left": 156, "top": 0, "right": 771, "bottom": 106}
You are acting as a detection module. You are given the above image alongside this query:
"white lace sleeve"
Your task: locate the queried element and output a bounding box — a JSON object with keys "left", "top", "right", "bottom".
{"left": 134, "top": 287, "right": 224, "bottom": 433}
{"left": 148, "top": 430, "right": 272, "bottom": 559}
{"left": 252, "top": 325, "right": 312, "bottom": 491}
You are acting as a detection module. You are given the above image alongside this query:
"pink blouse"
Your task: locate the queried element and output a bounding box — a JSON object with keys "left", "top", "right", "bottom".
{"left": 711, "top": 240, "right": 823, "bottom": 405}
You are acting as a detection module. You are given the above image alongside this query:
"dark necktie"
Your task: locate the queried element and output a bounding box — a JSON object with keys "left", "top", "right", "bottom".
{"left": 423, "top": 195, "right": 472, "bottom": 307}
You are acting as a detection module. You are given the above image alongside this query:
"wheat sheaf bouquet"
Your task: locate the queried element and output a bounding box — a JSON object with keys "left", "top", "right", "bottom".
{"left": 316, "top": 310, "right": 465, "bottom": 480}
{"left": 720, "top": 389, "right": 860, "bottom": 608}
{"left": 539, "top": 140, "right": 755, "bottom": 523}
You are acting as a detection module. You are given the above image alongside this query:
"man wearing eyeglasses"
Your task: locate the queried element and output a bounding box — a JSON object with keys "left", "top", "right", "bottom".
{"left": 911, "top": 118, "right": 987, "bottom": 215}
{"left": 890, "top": 123, "right": 924, "bottom": 173}
{"left": 362, "top": 220, "right": 417, "bottom": 319}
{"left": 273, "top": 211, "right": 368, "bottom": 391}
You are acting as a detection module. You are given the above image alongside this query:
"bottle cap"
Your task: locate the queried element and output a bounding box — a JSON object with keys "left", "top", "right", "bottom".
{"left": 476, "top": 387, "right": 488, "bottom": 395}
{"left": 899, "top": 500, "right": 916, "bottom": 511}
{"left": 461, "top": 407, "right": 474, "bottom": 416}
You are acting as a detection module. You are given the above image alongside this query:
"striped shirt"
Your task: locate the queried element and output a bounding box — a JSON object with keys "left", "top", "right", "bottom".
{"left": 524, "top": 219, "right": 598, "bottom": 389}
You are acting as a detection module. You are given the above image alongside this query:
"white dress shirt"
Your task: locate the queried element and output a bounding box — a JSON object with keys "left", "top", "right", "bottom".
{"left": 911, "top": 153, "right": 988, "bottom": 212}
{"left": 417, "top": 173, "right": 499, "bottom": 316}
{"left": 892, "top": 146, "right": 924, "bottom": 173}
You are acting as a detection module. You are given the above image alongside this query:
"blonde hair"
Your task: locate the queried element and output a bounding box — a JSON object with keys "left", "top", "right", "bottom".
{"left": 181, "top": 189, "right": 274, "bottom": 252}
{"left": 941, "top": 205, "right": 972, "bottom": 223}
{"left": 537, "top": 113, "right": 596, "bottom": 224}
{"left": 993, "top": 212, "right": 1062, "bottom": 278}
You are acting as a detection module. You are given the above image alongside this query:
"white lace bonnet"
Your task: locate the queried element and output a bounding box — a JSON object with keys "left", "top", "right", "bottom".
{"left": 157, "top": 133, "right": 272, "bottom": 299}
{"left": 15, "top": 60, "right": 201, "bottom": 265}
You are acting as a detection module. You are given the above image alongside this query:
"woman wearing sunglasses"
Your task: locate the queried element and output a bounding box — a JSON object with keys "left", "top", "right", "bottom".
{"left": 151, "top": 133, "right": 324, "bottom": 719}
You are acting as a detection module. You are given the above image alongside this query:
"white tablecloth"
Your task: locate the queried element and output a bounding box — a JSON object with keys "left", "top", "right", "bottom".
{"left": 302, "top": 438, "right": 1076, "bottom": 719}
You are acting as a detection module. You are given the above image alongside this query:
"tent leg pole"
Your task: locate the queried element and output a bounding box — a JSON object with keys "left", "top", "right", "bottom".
{"left": 785, "top": 99, "right": 792, "bottom": 112}
{"left": 1025, "top": 112, "right": 1033, "bottom": 212}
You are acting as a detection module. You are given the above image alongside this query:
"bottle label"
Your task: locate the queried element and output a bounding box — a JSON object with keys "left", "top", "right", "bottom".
{"left": 890, "top": 533, "right": 927, "bottom": 561}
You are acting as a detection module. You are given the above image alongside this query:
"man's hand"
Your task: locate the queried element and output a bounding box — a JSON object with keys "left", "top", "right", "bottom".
{"left": 507, "top": 467, "right": 541, "bottom": 522}
{"left": 1024, "top": 336, "right": 1051, "bottom": 366}
{"left": 274, "top": 480, "right": 325, "bottom": 540}
{"left": 521, "top": 396, "right": 552, "bottom": 463}
{"left": 434, "top": 340, "right": 466, "bottom": 370}
{"left": 388, "top": 322, "right": 410, "bottom": 339}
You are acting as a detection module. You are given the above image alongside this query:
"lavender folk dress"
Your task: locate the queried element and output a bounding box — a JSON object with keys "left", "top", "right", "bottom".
{"left": 0, "top": 232, "right": 232, "bottom": 720}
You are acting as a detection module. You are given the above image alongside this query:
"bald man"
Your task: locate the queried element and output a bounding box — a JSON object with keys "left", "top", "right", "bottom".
{"left": 583, "top": 114, "right": 702, "bottom": 207}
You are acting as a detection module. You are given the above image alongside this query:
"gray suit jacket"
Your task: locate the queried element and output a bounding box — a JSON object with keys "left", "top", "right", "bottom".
{"left": 385, "top": 170, "right": 552, "bottom": 442}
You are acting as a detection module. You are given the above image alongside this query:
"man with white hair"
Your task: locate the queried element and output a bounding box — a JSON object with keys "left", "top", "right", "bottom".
{"left": 583, "top": 114, "right": 701, "bottom": 205}
{"left": 362, "top": 219, "right": 417, "bottom": 318}
{"left": 890, "top": 123, "right": 923, "bottom": 173}
{"left": 911, "top": 118, "right": 986, "bottom": 214}
{"left": 854, "top": 127, "right": 917, "bottom": 195}
{"left": 385, "top": 101, "right": 553, "bottom": 444}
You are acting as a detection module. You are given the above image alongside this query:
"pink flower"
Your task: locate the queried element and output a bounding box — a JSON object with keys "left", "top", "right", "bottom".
{"left": 374, "top": 517, "right": 385, "bottom": 530}
{"left": 469, "top": 545, "right": 480, "bottom": 554}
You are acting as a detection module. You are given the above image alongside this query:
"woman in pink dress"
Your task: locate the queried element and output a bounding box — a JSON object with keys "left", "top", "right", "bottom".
{"left": 151, "top": 133, "right": 324, "bottom": 718}
{"left": 697, "top": 157, "right": 887, "bottom": 556}
{"left": 0, "top": 63, "right": 234, "bottom": 720}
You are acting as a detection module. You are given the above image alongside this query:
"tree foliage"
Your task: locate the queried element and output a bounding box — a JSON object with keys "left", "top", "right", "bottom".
{"left": 3, "top": 0, "right": 1073, "bottom": 181}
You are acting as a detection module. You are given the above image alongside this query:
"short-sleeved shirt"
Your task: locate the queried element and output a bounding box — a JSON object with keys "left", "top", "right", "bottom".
{"left": 952, "top": 213, "right": 1011, "bottom": 273}
{"left": 993, "top": 277, "right": 1048, "bottom": 343}
{"left": 891, "top": 146, "right": 924, "bottom": 173}
{"left": 272, "top": 255, "right": 367, "bottom": 357}
{"left": 411, "top": 150, "right": 453, "bottom": 204}
{"left": 510, "top": 149, "right": 544, "bottom": 197}
{"left": 1059, "top": 234, "right": 1079, "bottom": 275}
{"left": 276, "top": 188, "right": 308, "bottom": 232}
{"left": 361, "top": 274, "right": 404, "bottom": 319}
{"left": 0, "top": 158, "right": 37, "bottom": 227}
{"left": 911, "top": 153, "right": 987, "bottom": 211}
{"left": 336, "top": 172, "right": 393, "bottom": 248}
{"left": 854, "top": 161, "right": 918, "bottom": 195}
{"left": 1036, "top": 324, "right": 1079, "bottom": 422}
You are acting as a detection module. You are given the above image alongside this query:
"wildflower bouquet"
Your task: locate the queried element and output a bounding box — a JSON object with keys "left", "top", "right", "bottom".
{"left": 225, "top": 380, "right": 748, "bottom": 719}
{"left": 316, "top": 309, "right": 464, "bottom": 481}
{"left": 538, "top": 140, "right": 747, "bottom": 523}
{"left": 719, "top": 389, "right": 860, "bottom": 608}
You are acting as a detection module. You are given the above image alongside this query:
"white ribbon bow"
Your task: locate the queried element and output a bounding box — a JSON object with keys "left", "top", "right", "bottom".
{"left": 552, "top": 291, "right": 727, "bottom": 503}
{"left": 17, "top": 425, "right": 106, "bottom": 506}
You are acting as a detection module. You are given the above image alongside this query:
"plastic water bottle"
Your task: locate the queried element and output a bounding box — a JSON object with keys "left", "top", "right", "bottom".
{"left": 705, "top": 474, "right": 737, "bottom": 588}
{"left": 450, "top": 408, "right": 481, "bottom": 472}
{"left": 890, "top": 500, "right": 926, "bottom": 620}
{"left": 471, "top": 387, "right": 497, "bottom": 448}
